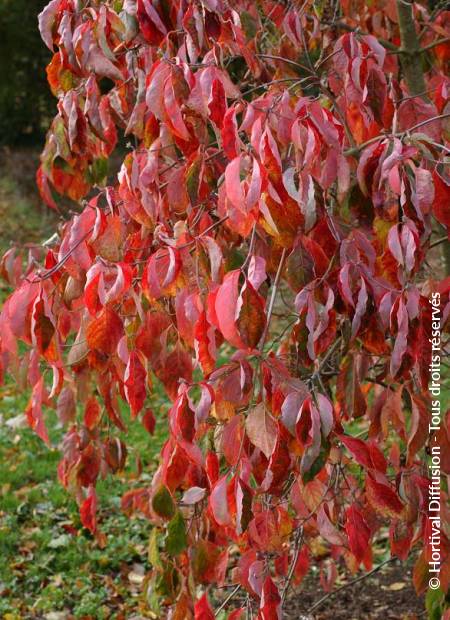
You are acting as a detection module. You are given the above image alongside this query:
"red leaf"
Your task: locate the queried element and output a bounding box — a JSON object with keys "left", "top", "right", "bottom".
{"left": 336, "top": 354, "right": 366, "bottom": 418}
{"left": 225, "top": 156, "right": 245, "bottom": 214}
{"left": 397, "top": 98, "right": 442, "bottom": 142}
{"left": 317, "top": 504, "right": 345, "bottom": 546}
{"left": 137, "top": 0, "right": 167, "bottom": 45}
{"left": 77, "top": 443, "right": 101, "bottom": 487}
{"left": 84, "top": 397, "right": 102, "bottom": 430}
{"left": 293, "top": 546, "right": 310, "bottom": 585}
{"left": 295, "top": 398, "right": 322, "bottom": 474}
{"left": 86, "top": 307, "right": 123, "bottom": 357}
{"left": 209, "top": 475, "right": 231, "bottom": 526}
{"left": 36, "top": 166, "right": 58, "bottom": 209}
{"left": 124, "top": 352, "right": 147, "bottom": 418}
{"left": 169, "top": 393, "right": 196, "bottom": 442}
{"left": 38, "top": 0, "right": 60, "bottom": 51}
{"left": 143, "top": 248, "right": 182, "bottom": 300}
{"left": 235, "top": 477, "right": 253, "bottom": 535}
{"left": 245, "top": 403, "right": 277, "bottom": 459}
{"left": 135, "top": 311, "right": 171, "bottom": 363}
{"left": 320, "top": 559, "right": 338, "bottom": 593}
{"left": 56, "top": 387, "right": 76, "bottom": 425}
{"left": 366, "top": 475, "right": 404, "bottom": 518}
{"left": 339, "top": 434, "right": 387, "bottom": 473}
{"left": 390, "top": 297, "right": 409, "bottom": 378}
{"left": 194, "top": 593, "right": 214, "bottom": 620}
{"left": 389, "top": 520, "right": 413, "bottom": 561}
{"left": 87, "top": 45, "right": 124, "bottom": 82}
{"left": 156, "top": 346, "right": 193, "bottom": 400}
{"left": 248, "top": 508, "right": 292, "bottom": 553}
{"left": 164, "top": 76, "right": 191, "bottom": 141}
{"left": 406, "top": 394, "right": 429, "bottom": 465}
{"left": 432, "top": 168, "right": 450, "bottom": 230}
{"left": 412, "top": 550, "right": 430, "bottom": 595}
{"left": 214, "top": 271, "right": 245, "bottom": 349}
{"left": 237, "top": 280, "right": 266, "bottom": 349}
{"left": 345, "top": 504, "right": 370, "bottom": 563}
{"left": 31, "top": 295, "right": 58, "bottom": 362}
{"left": 262, "top": 427, "right": 292, "bottom": 493}
{"left": 194, "top": 310, "right": 216, "bottom": 375}
{"left": 222, "top": 415, "right": 245, "bottom": 466}
{"left": 206, "top": 451, "right": 219, "bottom": 487}
{"left": 80, "top": 486, "right": 97, "bottom": 534}
{"left": 209, "top": 78, "right": 226, "bottom": 129}
{"left": 142, "top": 408, "right": 156, "bottom": 435}
{"left": 221, "top": 107, "right": 240, "bottom": 159}
{"left": 25, "top": 377, "right": 49, "bottom": 445}
{"left": 259, "top": 576, "right": 281, "bottom": 620}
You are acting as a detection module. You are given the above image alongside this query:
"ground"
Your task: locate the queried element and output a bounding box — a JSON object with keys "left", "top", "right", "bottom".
{"left": 0, "top": 372, "right": 168, "bottom": 619}
{"left": 0, "top": 148, "right": 431, "bottom": 619}
{"left": 283, "top": 561, "right": 426, "bottom": 619}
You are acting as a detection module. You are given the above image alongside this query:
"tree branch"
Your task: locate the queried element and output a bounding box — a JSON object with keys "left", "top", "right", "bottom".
{"left": 396, "top": 0, "right": 427, "bottom": 98}
{"left": 420, "top": 36, "right": 450, "bottom": 52}
{"left": 308, "top": 558, "right": 395, "bottom": 613}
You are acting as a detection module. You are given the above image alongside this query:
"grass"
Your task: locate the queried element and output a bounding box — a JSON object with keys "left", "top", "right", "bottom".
{"left": 0, "top": 149, "right": 171, "bottom": 618}
{"left": 0, "top": 167, "right": 57, "bottom": 253}
{"left": 0, "top": 378, "right": 168, "bottom": 618}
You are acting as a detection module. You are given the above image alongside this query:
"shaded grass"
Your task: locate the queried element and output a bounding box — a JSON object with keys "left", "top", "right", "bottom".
{"left": 0, "top": 378, "right": 168, "bottom": 618}
{"left": 0, "top": 149, "right": 170, "bottom": 617}
{"left": 0, "top": 153, "right": 58, "bottom": 254}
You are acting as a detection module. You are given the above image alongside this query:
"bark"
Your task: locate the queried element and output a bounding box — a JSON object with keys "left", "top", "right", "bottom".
{"left": 396, "top": 0, "right": 427, "bottom": 98}
{"left": 396, "top": 0, "right": 449, "bottom": 275}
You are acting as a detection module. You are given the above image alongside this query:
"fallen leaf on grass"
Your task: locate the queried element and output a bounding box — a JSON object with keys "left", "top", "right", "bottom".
{"left": 5, "top": 413, "right": 27, "bottom": 429}
{"left": 128, "top": 563, "right": 146, "bottom": 586}
{"left": 48, "top": 534, "right": 70, "bottom": 549}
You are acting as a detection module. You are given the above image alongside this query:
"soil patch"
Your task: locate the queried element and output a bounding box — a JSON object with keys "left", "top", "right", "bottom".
{"left": 284, "top": 560, "right": 424, "bottom": 619}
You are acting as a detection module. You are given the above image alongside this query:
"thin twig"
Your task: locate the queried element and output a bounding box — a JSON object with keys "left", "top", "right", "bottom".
{"left": 259, "top": 248, "right": 287, "bottom": 351}
{"left": 281, "top": 527, "right": 304, "bottom": 603}
{"left": 255, "top": 53, "right": 315, "bottom": 75}
{"left": 429, "top": 235, "right": 448, "bottom": 249}
{"left": 308, "top": 558, "right": 395, "bottom": 613}
{"left": 215, "top": 584, "right": 241, "bottom": 616}
{"left": 345, "top": 111, "right": 450, "bottom": 156}
{"left": 420, "top": 36, "right": 450, "bottom": 52}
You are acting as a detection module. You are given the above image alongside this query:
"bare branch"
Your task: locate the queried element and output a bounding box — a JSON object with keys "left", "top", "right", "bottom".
{"left": 308, "top": 558, "right": 395, "bottom": 613}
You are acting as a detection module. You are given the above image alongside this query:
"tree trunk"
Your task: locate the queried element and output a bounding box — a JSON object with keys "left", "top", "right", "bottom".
{"left": 396, "top": 0, "right": 449, "bottom": 275}
{"left": 396, "top": 0, "right": 427, "bottom": 98}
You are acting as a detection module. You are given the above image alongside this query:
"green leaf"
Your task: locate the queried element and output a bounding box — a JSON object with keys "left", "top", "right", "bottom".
{"left": 154, "top": 562, "right": 180, "bottom": 599}
{"left": 87, "top": 158, "right": 109, "bottom": 185}
{"left": 241, "top": 11, "right": 257, "bottom": 39}
{"left": 148, "top": 528, "right": 163, "bottom": 569}
{"left": 425, "top": 587, "right": 445, "bottom": 620}
{"left": 152, "top": 485, "right": 176, "bottom": 520}
{"left": 165, "top": 511, "right": 187, "bottom": 556}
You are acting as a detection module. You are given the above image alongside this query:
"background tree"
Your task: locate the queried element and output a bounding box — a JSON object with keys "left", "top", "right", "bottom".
{"left": 0, "top": 0, "right": 53, "bottom": 145}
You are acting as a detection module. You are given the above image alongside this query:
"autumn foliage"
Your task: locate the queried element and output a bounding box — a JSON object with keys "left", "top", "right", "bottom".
{"left": 1, "top": 0, "right": 450, "bottom": 616}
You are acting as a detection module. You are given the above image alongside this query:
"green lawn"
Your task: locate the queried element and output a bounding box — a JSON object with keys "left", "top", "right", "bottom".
{"left": 0, "top": 153, "right": 169, "bottom": 619}
{"left": 0, "top": 377, "right": 168, "bottom": 619}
